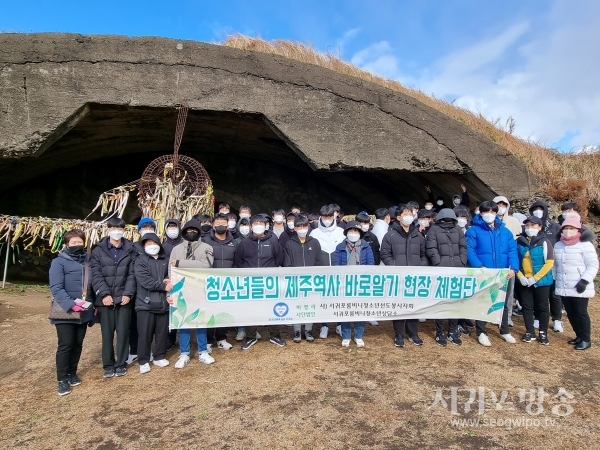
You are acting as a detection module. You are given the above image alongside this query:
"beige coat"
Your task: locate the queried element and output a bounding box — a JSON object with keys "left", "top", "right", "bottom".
{"left": 168, "top": 240, "right": 214, "bottom": 278}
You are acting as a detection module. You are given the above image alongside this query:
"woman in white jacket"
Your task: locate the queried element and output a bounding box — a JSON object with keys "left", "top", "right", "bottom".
{"left": 553, "top": 217, "right": 599, "bottom": 350}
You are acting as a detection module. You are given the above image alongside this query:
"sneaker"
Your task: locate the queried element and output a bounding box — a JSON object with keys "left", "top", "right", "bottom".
{"left": 198, "top": 352, "right": 215, "bottom": 365}
{"left": 522, "top": 332, "right": 536, "bottom": 343}
{"left": 409, "top": 335, "right": 423, "bottom": 346}
{"left": 500, "top": 333, "right": 516, "bottom": 344}
{"left": 394, "top": 335, "right": 405, "bottom": 348}
{"left": 533, "top": 320, "right": 539, "bottom": 329}
{"left": 174, "top": 354, "right": 190, "bottom": 369}
{"left": 114, "top": 367, "right": 127, "bottom": 377}
{"left": 103, "top": 369, "right": 115, "bottom": 378}
{"left": 152, "top": 359, "right": 170, "bottom": 367}
{"left": 435, "top": 334, "right": 447, "bottom": 347}
{"left": 139, "top": 363, "right": 151, "bottom": 374}
{"left": 369, "top": 321, "right": 379, "bottom": 326}
{"left": 58, "top": 380, "right": 71, "bottom": 397}
{"left": 553, "top": 320, "right": 564, "bottom": 333}
{"left": 419, "top": 318, "right": 426, "bottom": 323}
{"left": 269, "top": 334, "right": 286, "bottom": 346}
{"left": 513, "top": 308, "right": 523, "bottom": 316}
{"left": 235, "top": 329, "right": 246, "bottom": 341}
{"left": 478, "top": 333, "right": 492, "bottom": 347}
{"left": 217, "top": 339, "right": 233, "bottom": 350}
{"left": 464, "top": 319, "right": 475, "bottom": 328}
{"left": 125, "top": 354, "right": 138, "bottom": 365}
{"left": 341, "top": 339, "right": 351, "bottom": 347}
{"left": 448, "top": 333, "right": 462, "bottom": 346}
{"left": 458, "top": 325, "right": 471, "bottom": 336}
{"left": 538, "top": 331, "right": 549, "bottom": 345}
{"left": 206, "top": 344, "right": 213, "bottom": 354}
{"left": 336, "top": 325, "right": 342, "bottom": 336}
{"left": 355, "top": 338, "right": 365, "bottom": 348}
{"left": 241, "top": 338, "right": 258, "bottom": 350}
{"left": 319, "top": 326, "right": 329, "bottom": 339}
{"left": 305, "top": 330, "right": 315, "bottom": 342}
{"left": 293, "top": 331, "right": 302, "bottom": 343}
{"left": 68, "top": 373, "right": 81, "bottom": 386}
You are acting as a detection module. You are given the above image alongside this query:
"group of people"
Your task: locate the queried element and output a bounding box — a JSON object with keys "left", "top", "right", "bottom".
{"left": 49, "top": 186, "right": 599, "bottom": 396}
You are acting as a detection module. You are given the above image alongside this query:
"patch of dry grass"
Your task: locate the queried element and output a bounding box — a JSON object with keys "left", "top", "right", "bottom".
{"left": 222, "top": 35, "right": 600, "bottom": 213}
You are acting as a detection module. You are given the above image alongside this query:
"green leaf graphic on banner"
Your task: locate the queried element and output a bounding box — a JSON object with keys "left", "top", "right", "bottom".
{"left": 490, "top": 285, "right": 499, "bottom": 303}
{"left": 467, "top": 268, "right": 475, "bottom": 276}
{"left": 176, "top": 292, "right": 187, "bottom": 318}
{"left": 207, "top": 312, "right": 235, "bottom": 327}
{"left": 186, "top": 308, "right": 200, "bottom": 323}
{"left": 170, "top": 277, "right": 185, "bottom": 295}
{"left": 487, "top": 302, "right": 505, "bottom": 315}
{"left": 171, "top": 314, "right": 180, "bottom": 328}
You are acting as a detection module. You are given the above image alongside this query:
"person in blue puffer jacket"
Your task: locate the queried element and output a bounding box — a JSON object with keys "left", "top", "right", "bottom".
{"left": 332, "top": 221, "right": 375, "bottom": 348}
{"left": 466, "top": 201, "right": 519, "bottom": 347}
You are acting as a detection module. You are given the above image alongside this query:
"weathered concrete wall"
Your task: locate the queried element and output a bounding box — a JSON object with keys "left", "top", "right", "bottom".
{"left": 0, "top": 33, "right": 535, "bottom": 205}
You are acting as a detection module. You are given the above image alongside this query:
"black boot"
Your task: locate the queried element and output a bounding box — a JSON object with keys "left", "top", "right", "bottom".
{"left": 575, "top": 341, "right": 591, "bottom": 351}
{"left": 568, "top": 337, "right": 581, "bottom": 345}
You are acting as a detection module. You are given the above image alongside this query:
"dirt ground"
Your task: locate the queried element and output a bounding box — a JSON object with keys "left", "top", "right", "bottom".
{"left": 0, "top": 285, "right": 598, "bottom": 450}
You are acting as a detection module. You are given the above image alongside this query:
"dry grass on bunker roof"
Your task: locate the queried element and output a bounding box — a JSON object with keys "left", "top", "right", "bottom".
{"left": 223, "top": 35, "right": 600, "bottom": 213}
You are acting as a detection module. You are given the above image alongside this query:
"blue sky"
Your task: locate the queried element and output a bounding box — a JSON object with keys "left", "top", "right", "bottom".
{"left": 3, "top": 0, "right": 599, "bottom": 151}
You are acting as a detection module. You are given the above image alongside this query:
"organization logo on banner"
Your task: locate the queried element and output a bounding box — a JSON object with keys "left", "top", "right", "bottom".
{"left": 273, "top": 302, "right": 289, "bottom": 317}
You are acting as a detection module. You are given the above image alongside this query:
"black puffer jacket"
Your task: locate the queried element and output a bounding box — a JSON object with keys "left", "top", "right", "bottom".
{"left": 363, "top": 231, "right": 381, "bottom": 265}
{"left": 162, "top": 219, "right": 183, "bottom": 257}
{"left": 529, "top": 201, "right": 561, "bottom": 244}
{"left": 90, "top": 237, "right": 137, "bottom": 306}
{"left": 283, "top": 234, "right": 322, "bottom": 267}
{"left": 134, "top": 247, "right": 170, "bottom": 313}
{"left": 425, "top": 221, "right": 467, "bottom": 267}
{"left": 279, "top": 227, "right": 295, "bottom": 250}
{"left": 203, "top": 230, "right": 238, "bottom": 268}
{"left": 380, "top": 222, "right": 428, "bottom": 266}
{"left": 234, "top": 232, "right": 283, "bottom": 268}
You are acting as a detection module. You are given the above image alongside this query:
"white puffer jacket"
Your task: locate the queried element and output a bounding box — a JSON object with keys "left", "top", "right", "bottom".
{"left": 553, "top": 240, "right": 599, "bottom": 298}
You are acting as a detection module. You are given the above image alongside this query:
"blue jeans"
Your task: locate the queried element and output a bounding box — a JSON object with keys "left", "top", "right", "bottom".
{"left": 179, "top": 328, "right": 208, "bottom": 354}
{"left": 341, "top": 322, "right": 364, "bottom": 339}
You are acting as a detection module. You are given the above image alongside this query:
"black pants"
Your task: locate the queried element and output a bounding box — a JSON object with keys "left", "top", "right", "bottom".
{"left": 519, "top": 285, "right": 550, "bottom": 334}
{"left": 168, "top": 329, "right": 178, "bottom": 347}
{"left": 137, "top": 311, "right": 169, "bottom": 365}
{"left": 207, "top": 327, "right": 229, "bottom": 344}
{"left": 99, "top": 304, "right": 132, "bottom": 370}
{"left": 393, "top": 319, "right": 418, "bottom": 338}
{"left": 129, "top": 307, "right": 138, "bottom": 354}
{"left": 563, "top": 296, "right": 591, "bottom": 342}
{"left": 549, "top": 283, "right": 563, "bottom": 321}
{"left": 435, "top": 319, "right": 458, "bottom": 335}
{"left": 55, "top": 323, "right": 88, "bottom": 381}
{"left": 476, "top": 295, "right": 510, "bottom": 336}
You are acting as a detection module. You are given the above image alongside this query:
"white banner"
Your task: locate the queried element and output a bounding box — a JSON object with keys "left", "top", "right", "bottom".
{"left": 168, "top": 266, "right": 509, "bottom": 329}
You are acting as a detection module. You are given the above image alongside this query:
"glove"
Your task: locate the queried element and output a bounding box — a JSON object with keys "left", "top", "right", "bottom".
{"left": 527, "top": 277, "right": 537, "bottom": 287}
{"left": 575, "top": 279, "right": 589, "bottom": 294}
{"left": 74, "top": 299, "right": 85, "bottom": 305}
{"left": 71, "top": 305, "right": 85, "bottom": 312}
{"left": 518, "top": 276, "right": 529, "bottom": 286}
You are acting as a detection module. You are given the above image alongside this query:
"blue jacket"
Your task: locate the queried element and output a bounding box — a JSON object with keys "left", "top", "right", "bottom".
{"left": 465, "top": 214, "right": 519, "bottom": 270}
{"left": 49, "top": 250, "right": 95, "bottom": 325}
{"left": 332, "top": 239, "right": 375, "bottom": 266}
{"left": 516, "top": 234, "right": 554, "bottom": 287}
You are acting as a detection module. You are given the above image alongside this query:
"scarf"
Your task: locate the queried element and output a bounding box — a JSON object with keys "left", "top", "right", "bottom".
{"left": 345, "top": 239, "right": 361, "bottom": 265}
{"left": 560, "top": 232, "right": 581, "bottom": 246}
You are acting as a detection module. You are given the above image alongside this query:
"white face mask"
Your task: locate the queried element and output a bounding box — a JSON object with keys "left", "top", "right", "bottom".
{"left": 166, "top": 229, "right": 179, "bottom": 239}
{"left": 498, "top": 207, "right": 507, "bottom": 216}
{"left": 296, "top": 228, "right": 309, "bottom": 237}
{"left": 525, "top": 228, "right": 539, "bottom": 237}
{"left": 321, "top": 219, "right": 333, "bottom": 227}
{"left": 418, "top": 219, "right": 430, "bottom": 228}
{"left": 436, "top": 200, "right": 444, "bottom": 206}
{"left": 252, "top": 224, "right": 266, "bottom": 235}
{"left": 425, "top": 205, "right": 433, "bottom": 211}
{"left": 239, "top": 225, "right": 250, "bottom": 236}
{"left": 453, "top": 199, "right": 461, "bottom": 206}
{"left": 457, "top": 219, "right": 468, "bottom": 228}
{"left": 533, "top": 210, "right": 544, "bottom": 219}
{"left": 401, "top": 215, "right": 414, "bottom": 226}
{"left": 239, "top": 213, "right": 250, "bottom": 220}
{"left": 360, "top": 224, "right": 370, "bottom": 233}
{"left": 228, "top": 220, "right": 236, "bottom": 229}
{"left": 287, "top": 221, "right": 295, "bottom": 230}
{"left": 562, "top": 212, "right": 571, "bottom": 220}
{"left": 347, "top": 232, "right": 360, "bottom": 243}
{"left": 562, "top": 229, "right": 578, "bottom": 238}
{"left": 109, "top": 230, "right": 124, "bottom": 241}
{"left": 274, "top": 215, "right": 284, "bottom": 224}
{"left": 140, "top": 229, "right": 153, "bottom": 237}
{"left": 474, "top": 210, "right": 480, "bottom": 215}
{"left": 144, "top": 244, "right": 160, "bottom": 256}
{"left": 265, "top": 223, "right": 270, "bottom": 231}
{"left": 482, "top": 213, "right": 496, "bottom": 224}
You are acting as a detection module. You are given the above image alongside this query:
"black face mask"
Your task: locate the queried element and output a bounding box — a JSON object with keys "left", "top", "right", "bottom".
{"left": 309, "top": 222, "right": 318, "bottom": 230}
{"left": 214, "top": 225, "right": 228, "bottom": 235}
{"left": 68, "top": 245, "right": 85, "bottom": 255}
{"left": 184, "top": 231, "right": 200, "bottom": 241}
{"left": 200, "top": 224, "right": 212, "bottom": 233}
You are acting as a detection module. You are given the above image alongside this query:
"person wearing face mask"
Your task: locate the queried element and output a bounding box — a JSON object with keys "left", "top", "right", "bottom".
{"left": 235, "top": 218, "right": 251, "bottom": 243}
{"left": 492, "top": 196, "right": 522, "bottom": 239}
{"left": 238, "top": 204, "right": 252, "bottom": 221}
{"left": 515, "top": 216, "right": 554, "bottom": 345}
{"left": 193, "top": 214, "right": 213, "bottom": 239}
{"left": 271, "top": 208, "right": 287, "bottom": 239}
{"left": 162, "top": 219, "right": 183, "bottom": 257}
{"left": 425, "top": 185, "right": 447, "bottom": 213}
{"left": 452, "top": 205, "right": 475, "bottom": 335}
{"left": 407, "top": 201, "right": 420, "bottom": 224}
{"left": 451, "top": 184, "right": 470, "bottom": 208}
{"left": 217, "top": 202, "right": 230, "bottom": 215}
{"left": 308, "top": 204, "right": 346, "bottom": 339}
{"left": 425, "top": 209, "right": 468, "bottom": 347}
{"left": 553, "top": 217, "right": 599, "bottom": 351}
{"left": 380, "top": 204, "right": 428, "bottom": 347}
{"left": 226, "top": 213, "right": 239, "bottom": 239}
{"left": 466, "top": 201, "right": 519, "bottom": 347}
{"left": 333, "top": 221, "right": 375, "bottom": 347}
{"left": 355, "top": 212, "right": 381, "bottom": 265}
{"left": 557, "top": 202, "right": 595, "bottom": 243}
{"left": 134, "top": 233, "right": 173, "bottom": 374}
{"left": 168, "top": 220, "right": 216, "bottom": 368}
{"left": 202, "top": 213, "right": 237, "bottom": 351}
{"left": 331, "top": 203, "right": 347, "bottom": 230}
{"left": 49, "top": 229, "right": 95, "bottom": 396}
{"left": 134, "top": 218, "right": 158, "bottom": 256}
{"left": 279, "top": 212, "right": 297, "bottom": 250}
{"left": 235, "top": 215, "right": 285, "bottom": 349}
{"left": 417, "top": 209, "right": 436, "bottom": 236}
{"left": 371, "top": 208, "right": 391, "bottom": 250}
{"left": 284, "top": 215, "right": 322, "bottom": 343}
{"left": 90, "top": 217, "right": 137, "bottom": 379}
{"left": 308, "top": 213, "right": 320, "bottom": 230}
